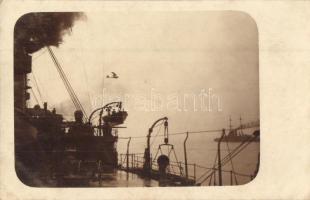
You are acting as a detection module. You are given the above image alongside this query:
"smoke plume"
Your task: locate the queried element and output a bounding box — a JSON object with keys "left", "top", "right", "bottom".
{"left": 14, "top": 12, "right": 85, "bottom": 54}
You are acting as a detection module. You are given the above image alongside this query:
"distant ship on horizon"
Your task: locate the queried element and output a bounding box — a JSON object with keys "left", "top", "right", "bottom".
{"left": 214, "top": 117, "right": 260, "bottom": 143}
{"left": 214, "top": 129, "right": 260, "bottom": 143}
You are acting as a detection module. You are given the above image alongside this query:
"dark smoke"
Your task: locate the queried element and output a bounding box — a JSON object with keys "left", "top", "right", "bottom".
{"left": 14, "top": 12, "right": 85, "bottom": 54}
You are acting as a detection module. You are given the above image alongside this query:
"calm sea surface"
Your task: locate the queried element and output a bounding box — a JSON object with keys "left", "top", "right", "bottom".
{"left": 115, "top": 127, "right": 260, "bottom": 186}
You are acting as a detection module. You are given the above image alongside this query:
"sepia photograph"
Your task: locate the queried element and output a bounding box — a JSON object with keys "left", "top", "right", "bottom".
{"left": 14, "top": 11, "right": 259, "bottom": 187}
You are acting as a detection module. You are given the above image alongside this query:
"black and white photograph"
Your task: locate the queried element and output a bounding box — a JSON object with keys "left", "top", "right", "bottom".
{"left": 0, "top": 1, "right": 310, "bottom": 199}
{"left": 14, "top": 11, "right": 260, "bottom": 187}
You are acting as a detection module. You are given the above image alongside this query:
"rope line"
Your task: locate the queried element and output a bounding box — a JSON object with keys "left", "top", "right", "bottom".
{"left": 31, "top": 72, "right": 44, "bottom": 103}
{"left": 118, "top": 129, "right": 222, "bottom": 139}
{"left": 47, "top": 47, "right": 80, "bottom": 110}
{"left": 225, "top": 137, "right": 238, "bottom": 185}
{"left": 81, "top": 62, "right": 92, "bottom": 112}
{"left": 150, "top": 122, "right": 164, "bottom": 147}
{"left": 197, "top": 136, "right": 258, "bottom": 184}
{"left": 32, "top": 49, "right": 47, "bottom": 61}
{"left": 47, "top": 46, "right": 87, "bottom": 121}
{"left": 30, "top": 88, "right": 41, "bottom": 106}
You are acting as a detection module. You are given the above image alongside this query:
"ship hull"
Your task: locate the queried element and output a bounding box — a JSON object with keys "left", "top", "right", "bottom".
{"left": 214, "top": 136, "right": 260, "bottom": 143}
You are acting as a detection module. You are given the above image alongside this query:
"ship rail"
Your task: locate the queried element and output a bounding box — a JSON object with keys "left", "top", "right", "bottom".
{"left": 118, "top": 153, "right": 197, "bottom": 183}
{"left": 118, "top": 153, "right": 254, "bottom": 186}
{"left": 117, "top": 122, "right": 259, "bottom": 186}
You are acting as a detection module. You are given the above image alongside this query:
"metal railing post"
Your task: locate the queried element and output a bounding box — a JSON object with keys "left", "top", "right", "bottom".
{"left": 217, "top": 129, "right": 225, "bottom": 186}
{"left": 230, "top": 171, "right": 233, "bottom": 185}
{"left": 184, "top": 132, "right": 189, "bottom": 180}
{"left": 194, "top": 164, "right": 196, "bottom": 182}
{"left": 150, "top": 154, "right": 152, "bottom": 171}
{"left": 126, "top": 137, "right": 131, "bottom": 171}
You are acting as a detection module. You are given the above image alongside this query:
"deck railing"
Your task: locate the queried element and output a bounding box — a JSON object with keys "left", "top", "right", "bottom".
{"left": 118, "top": 153, "right": 254, "bottom": 186}
{"left": 118, "top": 153, "right": 197, "bottom": 182}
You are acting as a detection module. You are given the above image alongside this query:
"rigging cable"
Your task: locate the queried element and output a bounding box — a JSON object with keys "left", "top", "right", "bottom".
{"left": 47, "top": 47, "right": 80, "bottom": 109}
{"left": 197, "top": 138, "right": 250, "bottom": 183}
{"left": 121, "top": 129, "right": 222, "bottom": 139}
{"left": 221, "top": 137, "right": 257, "bottom": 167}
{"left": 46, "top": 46, "right": 87, "bottom": 121}
{"left": 101, "top": 64, "right": 104, "bottom": 107}
{"left": 48, "top": 46, "right": 83, "bottom": 111}
{"left": 195, "top": 136, "right": 255, "bottom": 184}
{"left": 30, "top": 88, "right": 41, "bottom": 106}
{"left": 32, "top": 49, "right": 47, "bottom": 61}
{"left": 197, "top": 135, "right": 258, "bottom": 184}
{"left": 47, "top": 47, "right": 79, "bottom": 108}
{"left": 225, "top": 137, "right": 239, "bottom": 185}
{"left": 81, "top": 60, "right": 92, "bottom": 112}
{"left": 219, "top": 137, "right": 254, "bottom": 166}
{"left": 213, "top": 153, "right": 218, "bottom": 185}
{"left": 150, "top": 122, "right": 164, "bottom": 147}
{"left": 31, "top": 72, "right": 44, "bottom": 103}
{"left": 196, "top": 151, "right": 218, "bottom": 183}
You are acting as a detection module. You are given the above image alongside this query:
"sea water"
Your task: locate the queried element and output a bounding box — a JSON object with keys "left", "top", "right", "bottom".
{"left": 115, "top": 127, "right": 260, "bottom": 186}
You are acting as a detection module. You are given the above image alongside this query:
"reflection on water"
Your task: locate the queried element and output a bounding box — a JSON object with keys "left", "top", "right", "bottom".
{"left": 89, "top": 170, "right": 158, "bottom": 187}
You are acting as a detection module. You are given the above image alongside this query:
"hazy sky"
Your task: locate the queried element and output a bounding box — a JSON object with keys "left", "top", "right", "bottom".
{"left": 30, "top": 11, "right": 259, "bottom": 140}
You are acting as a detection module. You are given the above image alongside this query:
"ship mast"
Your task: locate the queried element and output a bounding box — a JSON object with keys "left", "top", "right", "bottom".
{"left": 229, "top": 116, "right": 233, "bottom": 132}
{"left": 239, "top": 115, "right": 243, "bottom": 135}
